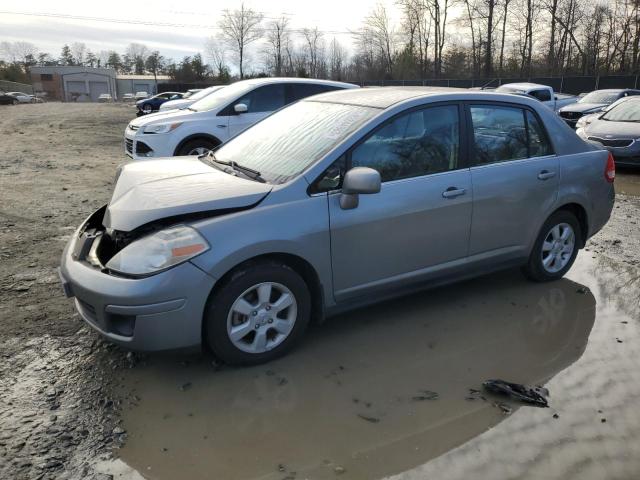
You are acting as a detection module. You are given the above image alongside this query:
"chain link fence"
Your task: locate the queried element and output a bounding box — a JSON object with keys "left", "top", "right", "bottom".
{"left": 357, "top": 75, "right": 640, "bottom": 94}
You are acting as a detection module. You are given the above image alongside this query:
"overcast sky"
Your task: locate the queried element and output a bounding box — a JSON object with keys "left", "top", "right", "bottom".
{"left": 0, "top": 0, "right": 401, "bottom": 63}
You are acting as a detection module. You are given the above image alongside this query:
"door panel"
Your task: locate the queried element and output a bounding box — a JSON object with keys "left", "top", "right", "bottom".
{"left": 227, "top": 112, "right": 268, "bottom": 138}
{"left": 226, "top": 84, "right": 286, "bottom": 138}
{"left": 329, "top": 170, "right": 472, "bottom": 301}
{"left": 467, "top": 104, "right": 559, "bottom": 259}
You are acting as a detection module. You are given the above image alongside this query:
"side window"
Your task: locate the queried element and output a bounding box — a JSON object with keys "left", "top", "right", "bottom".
{"left": 470, "top": 106, "right": 527, "bottom": 165}
{"left": 529, "top": 89, "right": 552, "bottom": 102}
{"left": 351, "top": 105, "right": 460, "bottom": 182}
{"left": 237, "top": 84, "right": 286, "bottom": 113}
{"left": 289, "top": 84, "right": 340, "bottom": 103}
{"left": 526, "top": 111, "right": 553, "bottom": 157}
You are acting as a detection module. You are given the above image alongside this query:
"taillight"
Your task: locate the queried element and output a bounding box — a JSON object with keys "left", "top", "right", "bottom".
{"left": 605, "top": 152, "right": 615, "bottom": 183}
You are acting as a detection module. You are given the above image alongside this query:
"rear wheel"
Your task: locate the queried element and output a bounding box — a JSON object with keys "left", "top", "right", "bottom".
{"left": 522, "top": 210, "right": 580, "bottom": 282}
{"left": 11, "top": 99, "right": 18, "bottom": 105}
{"left": 176, "top": 138, "right": 218, "bottom": 156}
{"left": 204, "top": 262, "right": 311, "bottom": 365}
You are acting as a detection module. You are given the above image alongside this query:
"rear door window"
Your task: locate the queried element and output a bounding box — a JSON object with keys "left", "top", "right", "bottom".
{"left": 289, "top": 83, "right": 342, "bottom": 102}
{"left": 470, "top": 105, "right": 554, "bottom": 165}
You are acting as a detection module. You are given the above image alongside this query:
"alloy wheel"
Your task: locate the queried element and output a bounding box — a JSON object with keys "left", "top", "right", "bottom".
{"left": 226, "top": 282, "right": 298, "bottom": 354}
{"left": 541, "top": 222, "right": 575, "bottom": 273}
{"left": 188, "top": 146, "right": 210, "bottom": 155}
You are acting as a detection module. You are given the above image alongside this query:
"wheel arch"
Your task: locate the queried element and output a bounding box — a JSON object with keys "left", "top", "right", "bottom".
{"left": 173, "top": 134, "right": 222, "bottom": 156}
{"left": 202, "top": 252, "right": 325, "bottom": 343}
{"left": 552, "top": 202, "right": 589, "bottom": 247}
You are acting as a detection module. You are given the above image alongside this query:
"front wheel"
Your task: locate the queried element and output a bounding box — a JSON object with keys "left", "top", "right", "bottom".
{"left": 176, "top": 139, "right": 217, "bottom": 156}
{"left": 204, "top": 262, "right": 311, "bottom": 365}
{"left": 522, "top": 210, "right": 581, "bottom": 282}
{"left": 11, "top": 99, "right": 18, "bottom": 105}
{"left": 142, "top": 104, "right": 153, "bottom": 114}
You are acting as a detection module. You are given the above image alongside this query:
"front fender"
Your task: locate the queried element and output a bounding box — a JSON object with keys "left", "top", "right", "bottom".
{"left": 189, "top": 193, "right": 335, "bottom": 308}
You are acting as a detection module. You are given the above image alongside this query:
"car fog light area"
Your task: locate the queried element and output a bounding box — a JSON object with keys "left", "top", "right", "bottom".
{"left": 105, "top": 225, "right": 209, "bottom": 276}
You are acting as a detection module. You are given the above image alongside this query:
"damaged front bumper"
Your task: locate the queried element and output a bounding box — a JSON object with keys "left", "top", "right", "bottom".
{"left": 59, "top": 207, "right": 216, "bottom": 351}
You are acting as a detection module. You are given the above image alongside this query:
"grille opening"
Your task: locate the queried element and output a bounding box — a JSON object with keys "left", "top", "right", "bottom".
{"left": 135, "top": 141, "right": 153, "bottom": 154}
{"left": 588, "top": 137, "right": 634, "bottom": 148}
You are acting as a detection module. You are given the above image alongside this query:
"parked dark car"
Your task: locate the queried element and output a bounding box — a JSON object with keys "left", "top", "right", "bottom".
{"left": 0, "top": 91, "right": 19, "bottom": 105}
{"left": 136, "top": 92, "right": 183, "bottom": 115}
{"left": 558, "top": 89, "right": 640, "bottom": 128}
{"left": 576, "top": 96, "right": 640, "bottom": 167}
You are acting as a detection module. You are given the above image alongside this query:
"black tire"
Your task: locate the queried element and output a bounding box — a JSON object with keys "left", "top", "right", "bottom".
{"left": 12, "top": 99, "right": 18, "bottom": 105}
{"left": 204, "top": 261, "right": 311, "bottom": 366}
{"left": 176, "top": 138, "right": 218, "bottom": 156}
{"left": 522, "top": 210, "right": 581, "bottom": 282}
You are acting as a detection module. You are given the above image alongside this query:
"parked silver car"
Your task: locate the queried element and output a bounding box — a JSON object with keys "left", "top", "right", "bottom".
{"left": 59, "top": 88, "right": 615, "bottom": 365}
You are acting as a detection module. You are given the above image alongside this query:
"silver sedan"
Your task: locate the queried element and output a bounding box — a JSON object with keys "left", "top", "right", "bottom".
{"left": 60, "top": 88, "right": 615, "bottom": 365}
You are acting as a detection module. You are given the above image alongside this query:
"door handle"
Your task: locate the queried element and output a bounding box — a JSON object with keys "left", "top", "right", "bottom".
{"left": 442, "top": 187, "right": 466, "bottom": 199}
{"left": 537, "top": 170, "right": 556, "bottom": 180}
{"left": 216, "top": 124, "right": 227, "bottom": 128}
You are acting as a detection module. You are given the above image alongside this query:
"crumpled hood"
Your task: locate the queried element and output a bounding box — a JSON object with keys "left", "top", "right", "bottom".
{"left": 104, "top": 157, "right": 272, "bottom": 231}
{"left": 560, "top": 102, "right": 607, "bottom": 114}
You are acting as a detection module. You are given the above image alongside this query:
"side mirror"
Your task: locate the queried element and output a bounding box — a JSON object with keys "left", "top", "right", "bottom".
{"left": 234, "top": 103, "right": 248, "bottom": 114}
{"left": 340, "top": 167, "right": 381, "bottom": 210}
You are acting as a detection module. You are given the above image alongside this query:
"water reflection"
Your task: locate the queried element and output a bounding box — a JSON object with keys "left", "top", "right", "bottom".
{"left": 118, "top": 270, "right": 595, "bottom": 480}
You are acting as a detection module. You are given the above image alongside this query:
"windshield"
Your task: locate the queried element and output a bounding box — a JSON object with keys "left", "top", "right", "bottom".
{"left": 190, "top": 82, "right": 256, "bottom": 112}
{"left": 211, "top": 101, "right": 378, "bottom": 184}
{"left": 579, "top": 91, "right": 620, "bottom": 104}
{"left": 188, "top": 86, "right": 223, "bottom": 102}
{"left": 601, "top": 99, "right": 640, "bottom": 122}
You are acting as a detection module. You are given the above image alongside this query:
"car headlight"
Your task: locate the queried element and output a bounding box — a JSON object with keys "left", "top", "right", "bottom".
{"left": 142, "top": 123, "right": 182, "bottom": 134}
{"left": 105, "top": 225, "right": 209, "bottom": 276}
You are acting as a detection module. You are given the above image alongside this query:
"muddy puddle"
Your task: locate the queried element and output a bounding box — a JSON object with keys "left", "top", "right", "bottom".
{"left": 101, "top": 251, "right": 640, "bottom": 480}
{"left": 616, "top": 170, "right": 640, "bottom": 196}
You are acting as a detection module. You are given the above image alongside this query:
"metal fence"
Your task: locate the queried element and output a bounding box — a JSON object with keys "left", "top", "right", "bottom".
{"left": 0, "top": 79, "right": 33, "bottom": 94}
{"left": 357, "top": 75, "right": 640, "bottom": 94}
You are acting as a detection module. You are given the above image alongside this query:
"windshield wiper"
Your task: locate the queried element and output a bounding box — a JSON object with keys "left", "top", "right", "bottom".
{"left": 203, "top": 151, "right": 266, "bottom": 183}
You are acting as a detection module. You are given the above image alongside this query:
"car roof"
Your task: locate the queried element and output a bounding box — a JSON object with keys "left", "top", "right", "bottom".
{"left": 305, "top": 86, "right": 558, "bottom": 111}
{"left": 231, "top": 77, "right": 357, "bottom": 89}
{"left": 305, "top": 87, "right": 469, "bottom": 109}
{"left": 498, "top": 82, "right": 549, "bottom": 90}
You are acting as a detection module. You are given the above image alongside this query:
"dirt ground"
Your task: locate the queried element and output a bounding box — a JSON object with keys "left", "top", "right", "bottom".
{"left": 1, "top": 103, "right": 639, "bottom": 480}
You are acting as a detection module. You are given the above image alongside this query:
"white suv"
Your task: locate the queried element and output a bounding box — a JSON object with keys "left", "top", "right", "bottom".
{"left": 123, "top": 78, "right": 357, "bottom": 159}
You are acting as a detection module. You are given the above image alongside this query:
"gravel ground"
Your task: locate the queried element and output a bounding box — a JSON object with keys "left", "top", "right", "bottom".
{"left": 0, "top": 103, "right": 135, "bottom": 480}
{"left": 0, "top": 103, "right": 638, "bottom": 480}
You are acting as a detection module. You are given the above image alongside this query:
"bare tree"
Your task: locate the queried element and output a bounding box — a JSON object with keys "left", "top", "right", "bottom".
{"left": 264, "top": 17, "right": 290, "bottom": 76}
{"left": 71, "top": 42, "right": 87, "bottom": 66}
{"left": 218, "top": 3, "right": 264, "bottom": 79}
{"left": 398, "top": 0, "right": 432, "bottom": 77}
{"left": 301, "top": 27, "right": 326, "bottom": 78}
{"left": 426, "top": 0, "right": 451, "bottom": 76}
{"left": 328, "top": 37, "right": 348, "bottom": 80}
{"left": 204, "top": 36, "right": 229, "bottom": 79}
{"left": 355, "top": 4, "right": 397, "bottom": 77}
